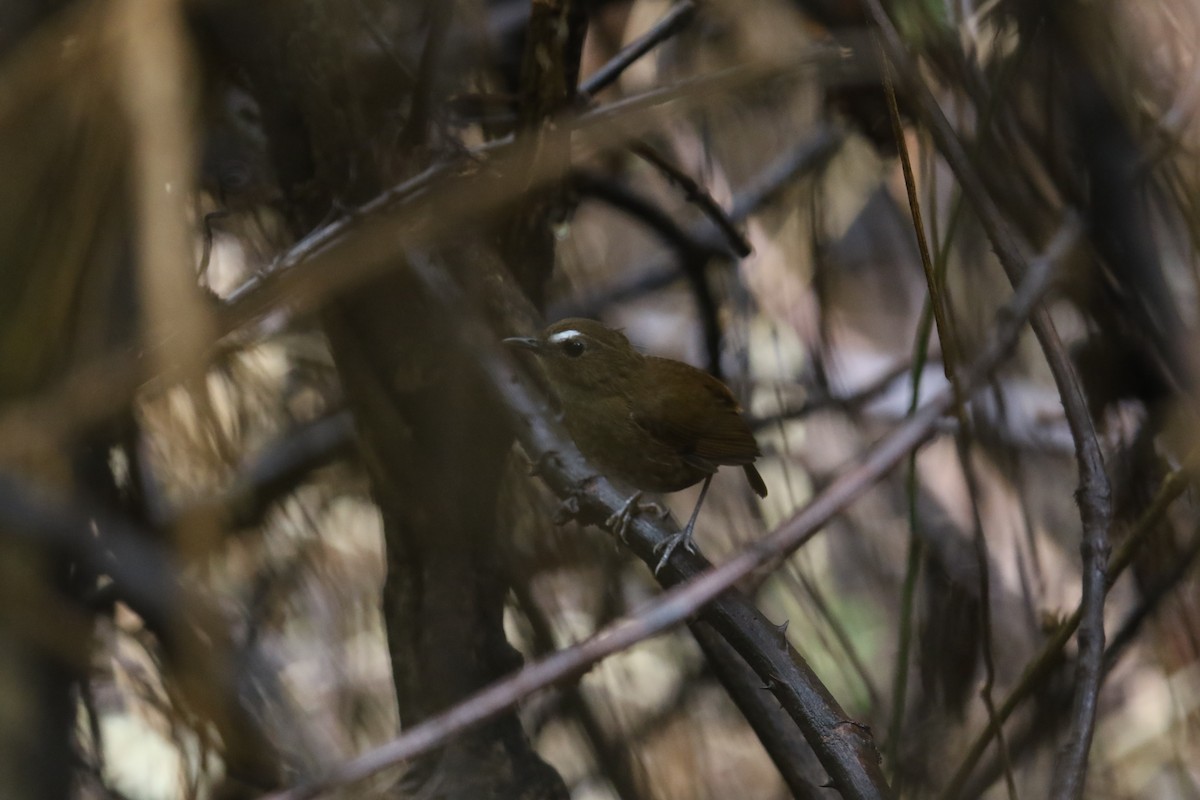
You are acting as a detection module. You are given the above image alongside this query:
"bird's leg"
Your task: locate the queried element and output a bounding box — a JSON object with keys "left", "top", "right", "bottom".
{"left": 653, "top": 474, "right": 713, "bottom": 574}
{"left": 606, "top": 491, "right": 668, "bottom": 543}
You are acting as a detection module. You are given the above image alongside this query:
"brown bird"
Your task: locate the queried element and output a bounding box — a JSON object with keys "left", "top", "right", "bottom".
{"left": 504, "top": 318, "right": 767, "bottom": 572}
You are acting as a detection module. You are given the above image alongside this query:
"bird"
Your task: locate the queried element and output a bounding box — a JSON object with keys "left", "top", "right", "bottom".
{"left": 504, "top": 317, "right": 767, "bottom": 573}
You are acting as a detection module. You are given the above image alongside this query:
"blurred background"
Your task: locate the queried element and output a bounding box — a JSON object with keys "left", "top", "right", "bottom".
{"left": 2, "top": 0, "right": 1200, "bottom": 798}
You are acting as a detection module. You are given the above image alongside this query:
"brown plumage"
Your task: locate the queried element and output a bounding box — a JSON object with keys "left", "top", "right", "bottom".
{"left": 504, "top": 318, "right": 767, "bottom": 571}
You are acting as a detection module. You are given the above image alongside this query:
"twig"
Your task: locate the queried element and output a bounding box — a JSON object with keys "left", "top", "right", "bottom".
{"left": 965, "top": 516, "right": 1200, "bottom": 799}
{"left": 629, "top": 139, "right": 753, "bottom": 257}
{"left": 1041, "top": 322, "right": 1111, "bottom": 800}
{"left": 570, "top": 170, "right": 726, "bottom": 259}
{"left": 748, "top": 358, "right": 914, "bottom": 431}
{"left": 570, "top": 170, "right": 726, "bottom": 375}
{"left": 555, "top": 126, "right": 843, "bottom": 319}
{"left": 578, "top": 1, "right": 697, "bottom": 99}
{"left": 878, "top": 45, "right": 1017, "bottom": 792}
{"left": 938, "top": 461, "right": 1191, "bottom": 800}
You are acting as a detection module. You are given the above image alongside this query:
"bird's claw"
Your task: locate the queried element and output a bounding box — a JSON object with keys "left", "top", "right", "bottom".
{"left": 653, "top": 530, "right": 698, "bottom": 575}
{"left": 606, "top": 492, "right": 642, "bottom": 542}
{"left": 606, "top": 493, "right": 668, "bottom": 543}
{"left": 528, "top": 450, "right": 562, "bottom": 478}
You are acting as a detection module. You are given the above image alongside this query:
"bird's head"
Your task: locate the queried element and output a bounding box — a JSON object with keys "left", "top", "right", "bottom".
{"left": 504, "top": 318, "right": 642, "bottom": 395}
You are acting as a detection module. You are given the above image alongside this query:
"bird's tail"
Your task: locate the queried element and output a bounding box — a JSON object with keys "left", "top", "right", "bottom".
{"left": 743, "top": 464, "right": 768, "bottom": 498}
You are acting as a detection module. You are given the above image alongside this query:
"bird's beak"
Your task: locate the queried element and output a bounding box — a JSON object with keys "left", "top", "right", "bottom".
{"left": 502, "top": 336, "right": 542, "bottom": 353}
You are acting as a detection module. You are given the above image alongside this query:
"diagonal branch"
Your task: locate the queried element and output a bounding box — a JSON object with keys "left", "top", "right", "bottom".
{"left": 577, "top": 0, "right": 697, "bottom": 99}
{"left": 258, "top": 214, "right": 1077, "bottom": 800}
{"left": 553, "top": 126, "right": 844, "bottom": 320}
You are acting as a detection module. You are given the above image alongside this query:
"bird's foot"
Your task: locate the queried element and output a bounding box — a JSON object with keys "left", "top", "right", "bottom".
{"left": 653, "top": 529, "right": 698, "bottom": 575}
{"left": 605, "top": 492, "right": 667, "bottom": 543}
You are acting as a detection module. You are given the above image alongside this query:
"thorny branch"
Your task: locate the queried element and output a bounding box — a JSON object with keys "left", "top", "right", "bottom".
{"left": 258, "top": 213, "right": 1079, "bottom": 800}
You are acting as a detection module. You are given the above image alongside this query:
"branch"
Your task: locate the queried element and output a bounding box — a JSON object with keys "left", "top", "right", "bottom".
{"left": 0, "top": 47, "right": 860, "bottom": 467}
{"left": 628, "top": 139, "right": 754, "bottom": 258}
{"left": 0, "top": 472, "right": 283, "bottom": 789}
{"left": 161, "top": 410, "right": 356, "bottom": 531}
{"left": 553, "top": 126, "right": 843, "bottom": 319}
{"left": 861, "top": 5, "right": 1113, "bottom": 796}
{"left": 577, "top": 1, "right": 697, "bottom": 99}
{"left": 258, "top": 214, "right": 1077, "bottom": 800}
{"left": 938, "top": 460, "right": 1192, "bottom": 800}
{"left": 964, "top": 518, "right": 1200, "bottom": 798}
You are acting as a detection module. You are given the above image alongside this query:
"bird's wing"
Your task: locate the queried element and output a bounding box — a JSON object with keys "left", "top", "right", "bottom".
{"left": 630, "top": 358, "right": 761, "bottom": 468}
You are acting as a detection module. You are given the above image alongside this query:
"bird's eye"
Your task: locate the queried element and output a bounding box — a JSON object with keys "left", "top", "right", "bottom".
{"left": 562, "top": 339, "right": 586, "bottom": 358}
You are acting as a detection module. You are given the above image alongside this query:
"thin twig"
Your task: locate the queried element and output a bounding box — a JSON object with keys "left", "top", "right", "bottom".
{"left": 570, "top": 169, "right": 726, "bottom": 375}
{"left": 0, "top": 47, "right": 855, "bottom": 464}
{"left": 571, "top": 170, "right": 726, "bottom": 259}
{"left": 556, "top": 126, "right": 843, "bottom": 319}
{"left": 511, "top": 586, "right": 650, "bottom": 800}
{"left": 1041, "top": 321, "right": 1111, "bottom": 800}
{"left": 629, "top": 139, "right": 753, "bottom": 257}
{"left": 878, "top": 44, "right": 1017, "bottom": 792}
{"left": 688, "top": 621, "right": 831, "bottom": 798}
{"left": 748, "top": 358, "right": 915, "bottom": 432}
{"left": 938, "top": 461, "right": 1191, "bottom": 800}
{"left": 0, "top": 471, "right": 283, "bottom": 786}
{"left": 163, "top": 410, "right": 356, "bottom": 530}
{"left": 395, "top": 2, "right": 452, "bottom": 152}
{"left": 578, "top": 1, "right": 697, "bottom": 99}
{"left": 964, "top": 519, "right": 1200, "bottom": 798}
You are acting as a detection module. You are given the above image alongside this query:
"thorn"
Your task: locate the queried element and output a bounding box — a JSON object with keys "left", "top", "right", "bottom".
{"left": 775, "top": 619, "right": 790, "bottom": 650}
{"left": 553, "top": 494, "right": 580, "bottom": 525}
{"left": 839, "top": 719, "right": 873, "bottom": 737}
{"left": 647, "top": 501, "right": 669, "bottom": 520}
{"left": 528, "top": 450, "right": 561, "bottom": 478}
{"left": 760, "top": 671, "right": 785, "bottom": 692}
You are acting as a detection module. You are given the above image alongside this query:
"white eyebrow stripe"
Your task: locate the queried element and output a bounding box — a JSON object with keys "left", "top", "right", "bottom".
{"left": 548, "top": 330, "right": 583, "bottom": 344}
